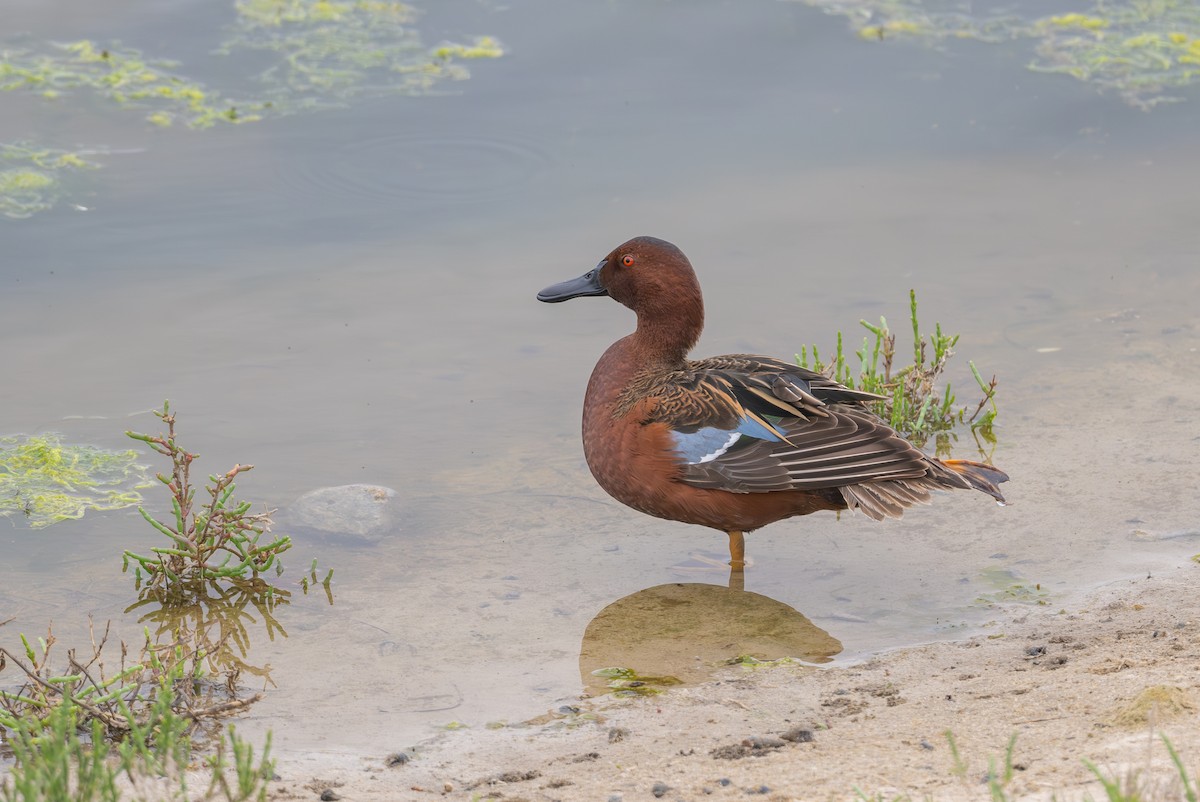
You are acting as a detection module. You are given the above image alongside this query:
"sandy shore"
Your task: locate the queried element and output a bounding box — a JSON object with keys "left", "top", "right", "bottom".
{"left": 268, "top": 562, "right": 1200, "bottom": 801}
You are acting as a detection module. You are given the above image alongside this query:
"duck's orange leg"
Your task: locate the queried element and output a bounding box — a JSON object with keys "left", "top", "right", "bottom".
{"left": 728, "top": 530, "right": 746, "bottom": 571}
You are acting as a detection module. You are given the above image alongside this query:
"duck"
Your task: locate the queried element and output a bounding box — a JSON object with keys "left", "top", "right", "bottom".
{"left": 538, "top": 236, "right": 1008, "bottom": 570}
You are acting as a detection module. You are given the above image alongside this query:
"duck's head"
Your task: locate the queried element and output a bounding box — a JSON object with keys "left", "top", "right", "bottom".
{"left": 537, "top": 236, "right": 703, "bottom": 323}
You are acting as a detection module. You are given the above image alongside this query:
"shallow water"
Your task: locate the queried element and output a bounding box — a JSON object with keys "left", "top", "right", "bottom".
{"left": 3, "top": 0, "right": 1200, "bottom": 761}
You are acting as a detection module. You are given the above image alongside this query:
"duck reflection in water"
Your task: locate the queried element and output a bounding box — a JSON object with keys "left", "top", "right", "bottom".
{"left": 579, "top": 579, "right": 842, "bottom": 696}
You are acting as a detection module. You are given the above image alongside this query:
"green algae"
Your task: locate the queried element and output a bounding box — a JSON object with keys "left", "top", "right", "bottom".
{"left": 590, "top": 666, "right": 682, "bottom": 696}
{"left": 0, "top": 143, "right": 99, "bottom": 219}
{"left": 432, "top": 38, "right": 505, "bottom": 61}
{"left": 727, "top": 654, "right": 801, "bottom": 669}
{"left": 1, "top": 170, "right": 64, "bottom": 219}
{"left": 219, "top": 0, "right": 503, "bottom": 110}
{"left": 0, "top": 434, "right": 152, "bottom": 529}
{"left": 0, "top": 0, "right": 504, "bottom": 217}
{"left": 0, "top": 170, "right": 52, "bottom": 190}
{"left": 800, "top": 0, "right": 1200, "bottom": 108}
{"left": 1029, "top": 2, "right": 1200, "bottom": 108}
{"left": 0, "top": 40, "right": 265, "bottom": 129}
{"left": 972, "top": 566, "right": 1050, "bottom": 606}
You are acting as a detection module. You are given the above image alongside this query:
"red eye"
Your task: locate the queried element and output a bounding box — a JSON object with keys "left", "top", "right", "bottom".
{"left": 621, "top": 254, "right": 635, "bottom": 267}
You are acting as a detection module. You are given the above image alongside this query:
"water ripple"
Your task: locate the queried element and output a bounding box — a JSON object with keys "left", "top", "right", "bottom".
{"left": 279, "top": 132, "right": 551, "bottom": 209}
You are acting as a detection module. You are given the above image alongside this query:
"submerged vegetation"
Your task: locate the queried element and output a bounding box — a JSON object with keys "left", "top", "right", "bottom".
{"left": 797, "top": 289, "right": 998, "bottom": 457}
{"left": 0, "top": 143, "right": 100, "bottom": 219}
{"left": 1031, "top": 4, "right": 1200, "bottom": 108}
{"left": 808, "top": 0, "right": 1200, "bottom": 109}
{"left": 0, "top": 432, "right": 149, "bottom": 529}
{"left": 221, "top": 0, "right": 502, "bottom": 108}
{"left": 0, "top": 0, "right": 504, "bottom": 217}
{"left": 0, "top": 41, "right": 266, "bottom": 130}
{"left": 0, "top": 2, "right": 503, "bottom": 126}
{"left": 589, "top": 666, "right": 683, "bottom": 697}
{"left": 972, "top": 566, "right": 1050, "bottom": 607}
{"left": 4, "top": 0, "right": 1196, "bottom": 217}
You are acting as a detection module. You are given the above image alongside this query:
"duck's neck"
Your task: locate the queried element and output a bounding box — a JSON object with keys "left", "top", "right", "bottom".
{"left": 630, "top": 295, "right": 704, "bottom": 368}
{"left": 584, "top": 299, "right": 704, "bottom": 422}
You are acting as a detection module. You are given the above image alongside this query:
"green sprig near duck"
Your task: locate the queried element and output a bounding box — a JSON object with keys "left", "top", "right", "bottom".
{"left": 538, "top": 236, "right": 1008, "bottom": 570}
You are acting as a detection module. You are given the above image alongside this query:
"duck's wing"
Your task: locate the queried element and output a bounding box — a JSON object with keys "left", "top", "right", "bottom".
{"left": 643, "top": 355, "right": 1005, "bottom": 517}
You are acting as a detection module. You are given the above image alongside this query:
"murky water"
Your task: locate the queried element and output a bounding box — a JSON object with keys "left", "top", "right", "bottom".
{"left": 3, "top": 0, "right": 1200, "bottom": 763}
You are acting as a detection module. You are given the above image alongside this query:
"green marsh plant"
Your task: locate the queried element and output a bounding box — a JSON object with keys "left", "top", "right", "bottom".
{"left": 798, "top": 290, "right": 998, "bottom": 457}
{"left": 1083, "top": 734, "right": 1199, "bottom": 802}
{"left": 853, "top": 732, "right": 1198, "bottom": 801}
{"left": 0, "top": 618, "right": 273, "bottom": 800}
{"left": 0, "top": 619, "right": 261, "bottom": 739}
{"left": 298, "top": 558, "right": 335, "bottom": 605}
{"left": 123, "top": 402, "right": 292, "bottom": 588}
{"left": 0, "top": 679, "right": 274, "bottom": 802}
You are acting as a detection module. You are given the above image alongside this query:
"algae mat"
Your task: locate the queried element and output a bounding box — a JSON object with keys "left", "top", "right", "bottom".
{"left": 0, "top": 434, "right": 151, "bottom": 529}
{"left": 798, "top": 0, "right": 1200, "bottom": 109}
{"left": 0, "top": 0, "right": 503, "bottom": 217}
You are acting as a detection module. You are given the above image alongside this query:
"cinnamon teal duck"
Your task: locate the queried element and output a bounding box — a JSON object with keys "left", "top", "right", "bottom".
{"left": 538, "top": 236, "right": 1008, "bottom": 570}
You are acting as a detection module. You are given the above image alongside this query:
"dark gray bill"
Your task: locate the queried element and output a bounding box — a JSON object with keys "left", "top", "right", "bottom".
{"left": 537, "top": 266, "right": 607, "bottom": 303}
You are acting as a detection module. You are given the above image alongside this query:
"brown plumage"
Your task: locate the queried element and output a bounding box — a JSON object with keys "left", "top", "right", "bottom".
{"left": 538, "top": 236, "right": 1008, "bottom": 569}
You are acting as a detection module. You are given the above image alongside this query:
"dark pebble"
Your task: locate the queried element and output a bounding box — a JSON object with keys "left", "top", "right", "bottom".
{"left": 652, "top": 781, "right": 670, "bottom": 797}
{"left": 748, "top": 785, "right": 770, "bottom": 795}
{"left": 718, "top": 778, "right": 732, "bottom": 786}
{"left": 319, "top": 791, "right": 340, "bottom": 801}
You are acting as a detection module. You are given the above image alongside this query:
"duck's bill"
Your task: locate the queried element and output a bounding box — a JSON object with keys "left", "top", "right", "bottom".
{"left": 537, "top": 267, "right": 608, "bottom": 303}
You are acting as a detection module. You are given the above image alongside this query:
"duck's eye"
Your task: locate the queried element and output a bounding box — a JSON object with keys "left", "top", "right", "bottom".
{"left": 621, "top": 254, "right": 635, "bottom": 267}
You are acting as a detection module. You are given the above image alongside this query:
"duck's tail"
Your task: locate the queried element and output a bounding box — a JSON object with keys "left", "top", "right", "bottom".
{"left": 941, "top": 459, "right": 1009, "bottom": 503}
{"left": 838, "top": 458, "right": 1010, "bottom": 521}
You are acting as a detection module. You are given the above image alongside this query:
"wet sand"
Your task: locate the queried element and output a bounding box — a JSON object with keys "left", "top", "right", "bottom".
{"left": 264, "top": 561, "right": 1200, "bottom": 801}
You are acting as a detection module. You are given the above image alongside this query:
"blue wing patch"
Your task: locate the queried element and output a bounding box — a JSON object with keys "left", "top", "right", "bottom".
{"left": 670, "top": 417, "right": 784, "bottom": 464}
